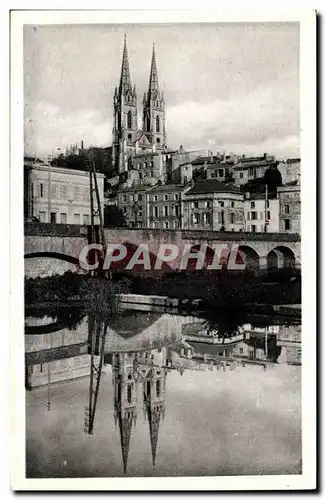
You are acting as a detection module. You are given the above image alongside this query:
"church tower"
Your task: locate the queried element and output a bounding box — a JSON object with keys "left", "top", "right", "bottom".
{"left": 112, "top": 35, "right": 139, "bottom": 173}
{"left": 142, "top": 44, "right": 166, "bottom": 151}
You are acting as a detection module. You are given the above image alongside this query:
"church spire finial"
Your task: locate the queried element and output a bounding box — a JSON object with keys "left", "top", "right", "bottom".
{"left": 119, "top": 34, "right": 131, "bottom": 94}
{"left": 148, "top": 42, "right": 159, "bottom": 93}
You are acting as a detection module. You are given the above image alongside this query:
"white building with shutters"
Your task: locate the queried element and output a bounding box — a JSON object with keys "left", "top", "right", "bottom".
{"left": 244, "top": 196, "right": 279, "bottom": 233}
{"left": 26, "top": 162, "right": 104, "bottom": 225}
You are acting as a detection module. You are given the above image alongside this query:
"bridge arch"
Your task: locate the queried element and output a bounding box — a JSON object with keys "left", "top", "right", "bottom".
{"left": 235, "top": 245, "right": 260, "bottom": 274}
{"left": 24, "top": 252, "right": 82, "bottom": 278}
{"left": 267, "top": 246, "right": 296, "bottom": 270}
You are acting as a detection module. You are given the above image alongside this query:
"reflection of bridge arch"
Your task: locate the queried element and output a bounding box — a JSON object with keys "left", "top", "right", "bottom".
{"left": 267, "top": 246, "right": 296, "bottom": 270}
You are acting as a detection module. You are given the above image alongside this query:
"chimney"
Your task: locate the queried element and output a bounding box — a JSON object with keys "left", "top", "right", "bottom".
{"left": 264, "top": 152, "right": 268, "bottom": 160}
{"left": 81, "top": 140, "right": 84, "bottom": 149}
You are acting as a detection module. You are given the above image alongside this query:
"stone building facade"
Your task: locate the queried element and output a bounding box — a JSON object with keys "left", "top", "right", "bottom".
{"left": 147, "top": 184, "right": 185, "bottom": 229}
{"left": 182, "top": 179, "right": 245, "bottom": 231}
{"left": 277, "top": 181, "right": 301, "bottom": 234}
{"left": 25, "top": 161, "right": 104, "bottom": 225}
{"left": 244, "top": 196, "right": 280, "bottom": 233}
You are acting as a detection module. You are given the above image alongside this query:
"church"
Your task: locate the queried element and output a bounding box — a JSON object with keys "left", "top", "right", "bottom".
{"left": 112, "top": 35, "right": 167, "bottom": 175}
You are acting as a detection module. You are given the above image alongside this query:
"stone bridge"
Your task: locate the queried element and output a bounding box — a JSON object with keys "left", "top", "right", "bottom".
{"left": 24, "top": 223, "right": 301, "bottom": 277}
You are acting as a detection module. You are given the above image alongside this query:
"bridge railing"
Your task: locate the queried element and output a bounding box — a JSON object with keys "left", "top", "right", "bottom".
{"left": 24, "top": 222, "right": 301, "bottom": 242}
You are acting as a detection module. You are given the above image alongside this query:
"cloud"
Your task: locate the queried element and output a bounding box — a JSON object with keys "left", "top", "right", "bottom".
{"left": 24, "top": 100, "right": 112, "bottom": 156}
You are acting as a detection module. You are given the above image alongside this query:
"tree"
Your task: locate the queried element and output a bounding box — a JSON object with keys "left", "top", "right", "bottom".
{"left": 104, "top": 205, "right": 127, "bottom": 227}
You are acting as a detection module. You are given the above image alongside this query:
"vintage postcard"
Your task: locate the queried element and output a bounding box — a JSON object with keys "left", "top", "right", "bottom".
{"left": 10, "top": 9, "right": 316, "bottom": 491}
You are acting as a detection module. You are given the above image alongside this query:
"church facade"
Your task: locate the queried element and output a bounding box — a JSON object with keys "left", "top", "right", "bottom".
{"left": 112, "top": 35, "right": 167, "bottom": 174}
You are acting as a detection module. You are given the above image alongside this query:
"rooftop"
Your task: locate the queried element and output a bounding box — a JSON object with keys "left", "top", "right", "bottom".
{"left": 185, "top": 179, "right": 241, "bottom": 196}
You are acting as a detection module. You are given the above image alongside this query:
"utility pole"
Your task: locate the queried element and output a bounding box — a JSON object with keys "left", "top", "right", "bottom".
{"left": 264, "top": 184, "right": 268, "bottom": 233}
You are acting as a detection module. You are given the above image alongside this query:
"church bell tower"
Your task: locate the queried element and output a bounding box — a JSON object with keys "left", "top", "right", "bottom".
{"left": 112, "top": 35, "right": 138, "bottom": 173}
{"left": 142, "top": 44, "right": 166, "bottom": 151}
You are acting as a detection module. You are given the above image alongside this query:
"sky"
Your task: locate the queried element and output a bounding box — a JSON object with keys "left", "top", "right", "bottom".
{"left": 24, "top": 22, "right": 300, "bottom": 159}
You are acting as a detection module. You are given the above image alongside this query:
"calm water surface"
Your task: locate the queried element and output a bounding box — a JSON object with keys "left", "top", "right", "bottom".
{"left": 25, "top": 308, "right": 301, "bottom": 478}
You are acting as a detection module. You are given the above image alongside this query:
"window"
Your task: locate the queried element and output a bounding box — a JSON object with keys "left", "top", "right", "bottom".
{"left": 230, "top": 213, "right": 235, "bottom": 224}
{"left": 164, "top": 221, "right": 169, "bottom": 229}
{"left": 39, "top": 211, "right": 46, "bottom": 222}
{"left": 174, "top": 220, "right": 180, "bottom": 229}
{"left": 231, "top": 201, "right": 235, "bottom": 208}
{"left": 284, "top": 204, "right": 290, "bottom": 214}
{"left": 123, "top": 207, "right": 127, "bottom": 214}
{"left": 138, "top": 194, "right": 143, "bottom": 202}
{"left": 251, "top": 201, "right": 255, "bottom": 208}
{"left": 83, "top": 214, "right": 90, "bottom": 225}
{"left": 250, "top": 211, "right": 257, "bottom": 220}
{"left": 50, "top": 212, "right": 56, "bottom": 224}
{"left": 128, "top": 133, "right": 132, "bottom": 140}
{"left": 266, "top": 200, "right": 270, "bottom": 208}
{"left": 284, "top": 219, "right": 291, "bottom": 230}
{"left": 163, "top": 205, "right": 168, "bottom": 217}
{"left": 60, "top": 213, "right": 67, "bottom": 224}
{"left": 154, "top": 221, "right": 159, "bottom": 229}
{"left": 191, "top": 201, "right": 199, "bottom": 209}
{"left": 203, "top": 212, "right": 211, "bottom": 224}
{"left": 130, "top": 195, "right": 134, "bottom": 202}
{"left": 251, "top": 225, "right": 256, "bottom": 233}
{"left": 164, "top": 194, "right": 168, "bottom": 201}
{"left": 211, "top": 170, "right": 217, "bottom": 178}
{"left": 157, "top": 138, "right": 161, "bottom": 144}
{"left": 127, "top": 384, "right": 132, "bottom": 403}
{"left": 240, "top": 172, "right": 244, "bottom": 179}
{"left": 74, "top": 213, "right": 80, "bottom": 224}
{"left": 156, "top": 380, "right": 161, "bottom": 397}
{"left": 204, "top": 201, "right": 211, "bottom": 208}
{"left": 249, "top": 167, "right": 255, "bottom": 177}
{"left": 239, "top": 347, "right": 244, "bottom": 354}
{"left": 39, "top": 183, "right": 44, "bottom": 198}
{"left": 174, "top": 205, "right": 179, "bottom": 216}
{"left": 127, "top": 110, "right": 132, "bottom": 129}
{"left": 156, "top": 115, "right": 160, "bottom": 133}
{"left": 154, "top": 195, "right": 158, "bottom": 202}
{"left": 218, "top": 169, "right": 224, "bottom": 178}
{"left": 139, "top": 172, "right": 143, "bottom": 180}
{"left": 219, "top": 201, "right": 224, "bottom": 208}
{"left": 174, "top": 194, "right": 179, "bottom": 200}
{"left": 154, "top": 206, "right": 158, "bottom": 217}
{"left": 192, "top": 213, "right": 199, "bottom": 224}
{"left": 267, "top": 211, "right": 271, "bottom": 220}
{"left": 122, "top": 195, "right": 127, "bottom": 202}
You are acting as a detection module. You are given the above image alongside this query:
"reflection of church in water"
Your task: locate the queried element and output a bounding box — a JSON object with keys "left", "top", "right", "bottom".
{"left": 110, "top": 349, "right": 170, "bottom": 473}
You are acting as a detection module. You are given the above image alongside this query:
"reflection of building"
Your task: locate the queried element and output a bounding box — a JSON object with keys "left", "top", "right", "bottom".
{"left": 25, "top": 160, "right": 104, "bottom": 224}
{"left": 111, "top": 349, "right": 167, "bottom": 473}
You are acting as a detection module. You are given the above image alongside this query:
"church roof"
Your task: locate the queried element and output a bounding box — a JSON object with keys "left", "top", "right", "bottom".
{"left": 119, "top": 34, "right": 132, "bottom": 95}
{"left": 148, "top": 43, "right": 160, "bottom": 94}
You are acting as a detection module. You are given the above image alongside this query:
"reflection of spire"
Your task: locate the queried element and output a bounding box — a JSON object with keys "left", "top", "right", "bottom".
{"left": 118, "top": 411, "right": 135, "bottom": 474}
{"left": 147, "top": 405, "right": 162, "bottom": 467}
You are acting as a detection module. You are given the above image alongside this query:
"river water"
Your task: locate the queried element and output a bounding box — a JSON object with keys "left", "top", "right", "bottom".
{"left": 25, "top": 306, "right": 301, "bottom": 478}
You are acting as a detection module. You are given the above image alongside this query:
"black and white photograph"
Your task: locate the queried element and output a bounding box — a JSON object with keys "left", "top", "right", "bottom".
{"left": 10, "top": 9, "right": 316, "bottom": 491}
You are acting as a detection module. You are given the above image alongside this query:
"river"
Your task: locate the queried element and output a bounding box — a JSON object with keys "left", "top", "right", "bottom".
{"left": 25, "top": 305, "right": 301, "bottom": 478}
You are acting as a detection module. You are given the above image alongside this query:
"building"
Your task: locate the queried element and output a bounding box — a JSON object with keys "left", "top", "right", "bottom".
{"left": 117, "top": 185, "right": 150, "bottom": 228}
{"left": 129, "top": 150, "right": 166, "bottom": 184}
{"left": 25, "top": 161, "right": 104, "bottom": 225}
{"left": 112, "top": 36, "right": 166, "bottom": 174}
{"left": 182, "top": 179, "right": 245, "bottom": 231}
{"left": 277, "top": 180, "right": 301, "bottom": 233}
{"left": 244, "top": 195, "right": 280, "bottom": 233}
{"left": 232, "top": 154, "right": 275, "bottom": 186}
{"left": 278, "top": 158, "right": 301, "bottom": 185}
{"left": 147, "top": 184, "right": 186, "bottom": 229}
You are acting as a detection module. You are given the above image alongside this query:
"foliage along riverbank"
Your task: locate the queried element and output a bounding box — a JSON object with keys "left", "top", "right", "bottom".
{"left": 25, "top": 267, "right": 301, "bottom": 312}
